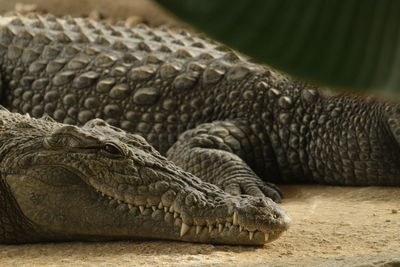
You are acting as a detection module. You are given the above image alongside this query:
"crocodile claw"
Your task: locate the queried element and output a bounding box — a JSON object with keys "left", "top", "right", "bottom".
{"left": 223, "top": 177, "right": 283, "bottom": 202}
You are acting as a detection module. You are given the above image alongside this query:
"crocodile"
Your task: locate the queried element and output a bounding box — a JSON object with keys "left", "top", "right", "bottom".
{"left": 0, "top": 106, "right": 290, "bottom": 244}
{"left": 0, "top": 14, "right": 399, "bottom": 242}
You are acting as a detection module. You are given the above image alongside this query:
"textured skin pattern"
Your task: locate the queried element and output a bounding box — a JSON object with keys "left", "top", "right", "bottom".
{"left": 0, "top": 108, "right": 290, "bottom": 244}
{"left": 0, "top": 178, "right": 42, "bottom": 243}
{"left": 167, "top": 121, "right": 283, "bottom": 200}
{"left": 0, "top": 14, "right": 399, "bottom": 197}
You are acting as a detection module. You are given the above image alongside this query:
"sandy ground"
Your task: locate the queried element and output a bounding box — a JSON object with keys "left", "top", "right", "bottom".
{"left": 0, "top": 1, "right": 399, "bottom": 266}
{"left": 1, "top": 186, "right": 399, "bottom": 266}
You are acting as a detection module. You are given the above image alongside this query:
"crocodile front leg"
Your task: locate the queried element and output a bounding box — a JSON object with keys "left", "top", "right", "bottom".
{"left": 167, "top": 121, "right": 282, "bottom": 202}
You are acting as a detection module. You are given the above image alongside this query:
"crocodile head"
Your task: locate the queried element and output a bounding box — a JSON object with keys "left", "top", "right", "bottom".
{"left": 0, "top": 111, "right": 290, "bottom": 245}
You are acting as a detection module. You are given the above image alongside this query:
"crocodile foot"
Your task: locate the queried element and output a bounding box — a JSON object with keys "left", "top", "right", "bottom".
{"left": 222, "top": 177, "right": 283, "bottom": 202}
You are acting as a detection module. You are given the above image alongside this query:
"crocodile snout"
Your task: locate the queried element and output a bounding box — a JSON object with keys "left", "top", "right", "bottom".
{"left": 232, "top": 195, "right": 291, "bottom": 243}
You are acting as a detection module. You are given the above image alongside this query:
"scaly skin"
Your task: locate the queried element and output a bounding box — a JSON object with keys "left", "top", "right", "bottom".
{"left": 0, "top": 107, "right": 290, "bottom": 244}
{"left": 0, "top": 14, "right": 399, "bottom": 220}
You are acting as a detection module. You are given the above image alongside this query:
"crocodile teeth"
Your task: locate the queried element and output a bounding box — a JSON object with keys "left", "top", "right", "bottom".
{"left": 180, "top": 223, "right": 190, "bottom": 237}
{"left": 169, "top": 206, "right": 174, "bottom": 212}
{"left": 233, "top": 211, "right": 238, "bottom": 225}
{"left": 151, "top": 206, "right": 156, "bottom": 212}
{"left": 208, "top": 225, "right": 214, "bottom": 233}
{"left": 139, "top": 206, "right": 145, "bottom": 214}
{"left": 218, "top": 224, "right": 223, "bottom": 233}
{"left": 264, "top": 233, "right": 269, "bottom": 242}
{"left": 239, "top": 225, "right": 243, "bottom": 232}
{"left": 164, "top": 207, "right": 168, "bottom": 213}
{"left": 196, "top": 225, "right": 202, "bottom": 234}
{"left": 158, "top": 202, "right": 163, "bottom": 209}
{"left": 249, "top": 231, "right": 254, "bottom": 240}
{"left": 173, "top": 212, "right": 179, "bottom": 218}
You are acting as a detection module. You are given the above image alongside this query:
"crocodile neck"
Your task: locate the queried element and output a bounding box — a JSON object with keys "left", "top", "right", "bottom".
{"left": 0, "top": 131, "right": 48, "bottom": 243}
{"left": 0, "top": 175, "right": 43, "bottom": 243}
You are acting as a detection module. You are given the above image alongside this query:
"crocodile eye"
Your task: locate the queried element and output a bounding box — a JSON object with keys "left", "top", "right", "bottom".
{"left": 103, "top": 143, "right": 123, "bottom": 156}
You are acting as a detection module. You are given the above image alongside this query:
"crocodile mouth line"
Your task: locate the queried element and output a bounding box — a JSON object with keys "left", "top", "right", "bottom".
{"left": 94, "top": 188, "right": 271, "bottom": 243}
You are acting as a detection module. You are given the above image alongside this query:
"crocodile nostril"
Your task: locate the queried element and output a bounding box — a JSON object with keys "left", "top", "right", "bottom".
{"left": 92, "top": 119, "right": 107, "bottom": 126}
{"left": 255, "top": 198, "right": 268, "bottom": 207}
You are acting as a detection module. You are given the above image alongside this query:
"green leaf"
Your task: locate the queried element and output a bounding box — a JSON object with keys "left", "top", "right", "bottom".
{"left": 157, "top": 0, "right": 400, "bottom": 95}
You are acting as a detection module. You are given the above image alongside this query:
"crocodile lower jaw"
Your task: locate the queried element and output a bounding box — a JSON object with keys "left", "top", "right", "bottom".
{"left": 96, "top": 189, "right": 272, "bottom": 244}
